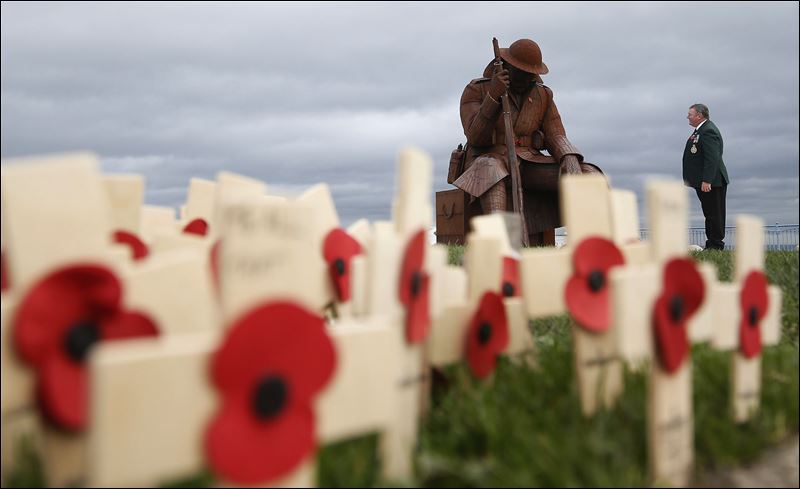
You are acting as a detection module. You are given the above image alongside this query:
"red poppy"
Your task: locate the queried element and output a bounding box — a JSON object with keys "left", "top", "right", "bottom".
{"left": 1, "top": 251, "right": 9, "bottom": 292}
{"left": 652, "top": 258, "right": 705, "bottom": 374}
{"left": 398, "top": 230, "right": 430, "bottom": 344}
{"left": 501, "top": 256, "right": 520, "bottom": 298}
{"left": 183, "top": 218, "right": 209, "bottom": 237}
{"left": 113, "top": 230, "right": 150, "bottom": 261}
{"left": 205, "top": 301, "right": 337, "bottom": 485}
{"left": 564, "top": 237, "right": 625, "bottom": 333}
{"left": 12, "top": 264, "right": 159, "bottom": 430}
{"left": 322, "top": 228, "right": 362, "bottom": 303}
{"left": 465, "top": 292, "right": 509, "bottom": 379}
{"left": 739, "top": 270, "right": 769, "bottom": 359}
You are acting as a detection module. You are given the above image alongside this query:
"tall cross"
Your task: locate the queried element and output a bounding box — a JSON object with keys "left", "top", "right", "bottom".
{"left": 0, "top": 153, "right": 144, "bottom": 486}
{"left": 520, "top": 174, "right": 624, "bottom": 416}
{"left": 707, "top": 215, "right": 782, "bottom": 422}
{"left": 610, "top": 180, "right": 717, "bottom": 487}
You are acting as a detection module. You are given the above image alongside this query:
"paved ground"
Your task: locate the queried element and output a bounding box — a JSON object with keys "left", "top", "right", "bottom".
{"left": 697, "top": 434, "right": 799, "bottom": 488}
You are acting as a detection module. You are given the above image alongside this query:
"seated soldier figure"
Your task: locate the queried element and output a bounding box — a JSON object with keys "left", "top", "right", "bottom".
{"left": 453, "top": 38, "right": 602, "bottom": 246}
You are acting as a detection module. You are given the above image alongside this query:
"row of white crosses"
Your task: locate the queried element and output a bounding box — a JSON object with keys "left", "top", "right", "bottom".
{"left": 0, "top": 150, "right": 425, "bottom": 487}
{"left": 515, "top": 175, "right": 782, "bottom": 487}
{"left": 0, "top": 151, "right": 783, "bottom": 488}
{"left": 610, "top": 183, "right": 782, "bottom": 486}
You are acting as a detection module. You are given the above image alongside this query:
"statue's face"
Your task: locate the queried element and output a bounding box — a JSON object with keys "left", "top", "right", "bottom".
{"left": 506, "top": 63, "right": 535, "bottom": 92}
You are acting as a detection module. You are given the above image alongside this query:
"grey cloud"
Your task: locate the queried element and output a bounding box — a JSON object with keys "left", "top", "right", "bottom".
{"left": 2, "top": 1, "right": 798, "bottom": 229}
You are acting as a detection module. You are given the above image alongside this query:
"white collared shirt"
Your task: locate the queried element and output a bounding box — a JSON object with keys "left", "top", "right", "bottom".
{"left": 694, "top": 119, "right": 707, "bottom": 132}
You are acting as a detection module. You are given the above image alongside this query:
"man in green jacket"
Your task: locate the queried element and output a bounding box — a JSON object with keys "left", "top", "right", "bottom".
{"left": 683, "top": 103, "right": 730, "bottom": 250}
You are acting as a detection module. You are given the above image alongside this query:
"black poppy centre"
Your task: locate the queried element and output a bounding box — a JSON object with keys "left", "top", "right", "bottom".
{"left": 64, "top": 320, "right": 100, "bottom": 363}
{"left": 748, "top": 306, "right": 759, "bottom": 328}
{"left": 334, "top": 258, "right": 346, "bottom": 276}
{"left": 410, "top": 271, "right": 423, "bottom": 298}
{"left": 669, "top": 295, "right": 685, "bottom": 324}
{"left": 252, "top": 375, "right": 289, "bottom": 420}
{"left": 502, "top": 281, "right": 515, "bottom": 297}
{"left": 477, "top": 321, "right": 493, "bottom": 345}
{"left": 587, "top": 270, "right": 605, "bottom": 292}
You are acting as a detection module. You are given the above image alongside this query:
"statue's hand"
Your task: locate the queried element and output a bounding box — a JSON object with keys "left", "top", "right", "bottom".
{"left": 488, "top": 69, "right": 510, "bottom": 101}
{"left": 560, "top": 155, "right": 582, "bottom": 176}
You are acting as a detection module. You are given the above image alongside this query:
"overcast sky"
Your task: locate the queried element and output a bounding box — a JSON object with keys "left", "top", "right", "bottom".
{"left": 2, "top": 1, "right": 798, "bottom": 230}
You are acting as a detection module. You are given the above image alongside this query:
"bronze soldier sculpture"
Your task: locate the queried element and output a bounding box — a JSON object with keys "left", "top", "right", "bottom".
{"left": 451, "top": 38, "right": 602, "bottom": 246}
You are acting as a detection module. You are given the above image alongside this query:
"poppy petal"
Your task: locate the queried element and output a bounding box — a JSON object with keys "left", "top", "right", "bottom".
{"left": 398, "top": 230, "right": 426, "bottom": 306}
{"left": 322, "top": 229, "right": 362, "bottom": 302}
{"left": 13, "top": 265, "right": 121, "bottom": 366}
{"left": 465, "top": 292, "right": 509, "bottom": 379}
{"left": 501, "top": 257, "right": 521, "bottom": 297}
{"left": 212, "top": 302, "right": 336, "bottom": 403}
{"left": 113, "top": 230, "right": 150, "bottom": 261}
{"left": 205, "top": 397, "right": 315, "bottom": 485}
{"left": 739, "top": 271, "right": 768, "bottom": 359}
{"left": 572, "top": 237, "right": 625, "bottom": 276}
{"left": 652, "top": 259, "right": 705, "bottom": 374}
{"left": 183, "top": 218, "right": 209, "bottom": 237}
{"left": 565, "top": 275, "right": 611, "bottom": 333}
{"left": 398, "top": 230, "right": 430, "bottom": 343}
{"left": 405, "top": 272, "right": 430, "bottom": 344}
{"left": 100, "top": 310, "right": 159, "bottom": 340}
{"left": 653, "top": 295, "right": 689, "bottom": 373}
{"left": 38, "top": 352, "right": 87, "bottom": 430}
{"left": 663, "top": 258, "right": 705, "bottom": 316}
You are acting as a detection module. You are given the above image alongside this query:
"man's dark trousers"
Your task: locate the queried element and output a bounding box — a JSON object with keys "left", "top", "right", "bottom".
{"left": 695, "top": 185, "right": 727, "bottom": 250}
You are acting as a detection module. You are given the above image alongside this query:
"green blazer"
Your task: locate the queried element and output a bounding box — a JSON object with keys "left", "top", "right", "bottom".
{"left": 682, "top": 119, "right": 730, "bottom": 188}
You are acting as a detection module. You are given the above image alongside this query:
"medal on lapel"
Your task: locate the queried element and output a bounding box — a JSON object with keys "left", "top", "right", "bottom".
{"left": 690, "top": 145, "right": 697, "bottom": 154}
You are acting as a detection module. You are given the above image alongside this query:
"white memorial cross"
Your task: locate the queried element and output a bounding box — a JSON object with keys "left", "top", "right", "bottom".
{"left": 708, "top": 215, "right": 782, "bottom": 422}
{"left": 0, "top": 153, "right": 156, "bottom": 486}
{"left": 427, "top": 230, "right": 534, "bottom": 382}
{"left": 102, "top": 174, "right": 151, "bottom": 262}
{"left": 610, "top": 180, "right": 717, "bottom": 487}
{"left": 520, "top": 174, "right": 625, "bottom": 415}
{"left": 610, "top": 188, "right": 651, "bottom": 266}
{"left": 375, "top": 147, "right": 434, "bottom": 482}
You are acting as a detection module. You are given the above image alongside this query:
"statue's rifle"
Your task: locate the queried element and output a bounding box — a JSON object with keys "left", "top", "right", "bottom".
{"left": 493, "top": 37, "right": 529, "bottom": 247}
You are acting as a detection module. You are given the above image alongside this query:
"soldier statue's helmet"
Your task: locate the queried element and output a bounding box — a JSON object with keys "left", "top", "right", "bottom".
{"left": 500, "top": 39, "right": 549, "bottom": 75}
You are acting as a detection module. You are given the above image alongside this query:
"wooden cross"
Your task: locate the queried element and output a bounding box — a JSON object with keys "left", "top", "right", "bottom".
{"left": 296, "top": 183, "right": 348, "bottom": 315}
{"left": 123, "top": 250, "right": 220, "bottom": 335}
{"left": 182, "top": 177, "right": 217, "bottom": 228}
{"left": 1, "top": 293, "right": 42, "bottom": 481}
{"left": 465, "top": 214, "right": 534, "bottom": 362}
{"left": 520, "top": 174, "right": 624, "bottom": 416}
{"left": 609, "top": 180, "right": 717, "bottom": 487}
{"left": 102, "top": 174, "right": 144, "bottom": 235}
{"left": 427, "top": 226, "right": 535, "bottom": 376}
{"left": 376, "top": 147, "right": 433, "bottom": 482}
{"left": 0, "top": 152, "right": 129, "bottom": 486}
{"left": 140, "top": 205, "right": 178, "bottom": 244}
{"left": 610, "top": 188, "right": 650, "bottom": 265}
{"left": 211, "top": 170, "right": 267, "bottom": 239}
{"left": 707, "top": 215, "right": 782, "bottom": 422}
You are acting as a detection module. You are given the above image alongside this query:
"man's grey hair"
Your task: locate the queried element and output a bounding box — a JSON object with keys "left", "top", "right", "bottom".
{"left": 690, "top": 103, "right": 710, "bottom": 119}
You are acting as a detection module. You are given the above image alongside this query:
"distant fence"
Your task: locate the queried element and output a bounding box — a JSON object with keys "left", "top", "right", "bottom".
{"left": 638, "top": 224, "right": 799, "bottom": 251}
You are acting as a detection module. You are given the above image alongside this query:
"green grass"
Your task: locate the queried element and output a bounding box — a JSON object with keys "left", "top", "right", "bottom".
{"left": 4, "top": 251, "right": 798, "bottom": 487}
